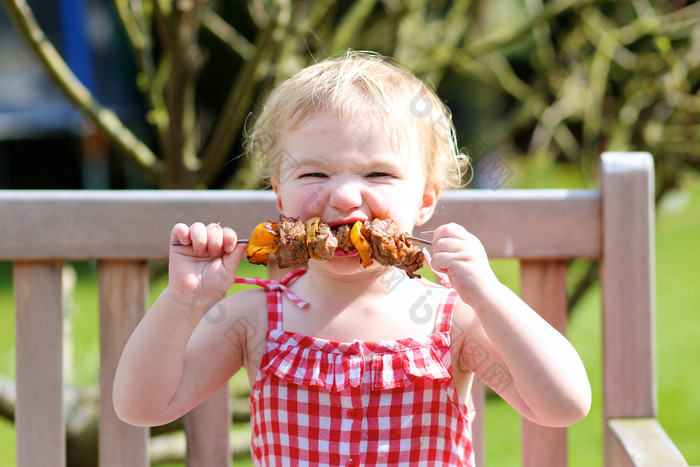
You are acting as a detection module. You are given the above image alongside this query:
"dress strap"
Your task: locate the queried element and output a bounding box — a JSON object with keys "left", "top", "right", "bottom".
{"left": 233, "top": 269, "right": 309, "bottom": 307}
{"left": 233, "top": 269, "right": 309, "bottom": 333}
{"left": 433, "top": 290, "right": 459, "bottom": 334}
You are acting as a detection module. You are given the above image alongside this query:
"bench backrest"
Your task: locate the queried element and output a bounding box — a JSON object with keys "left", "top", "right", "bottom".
{"left": 0, "top": 152, "right": 689, "bottom": 466}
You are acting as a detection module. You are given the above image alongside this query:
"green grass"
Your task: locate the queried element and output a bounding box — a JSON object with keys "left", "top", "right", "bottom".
{"left": 0, "top": 172, "right": 698, "bottom": 465}
{"left": 654, "top": 183, "right": 700, "bottom": 460}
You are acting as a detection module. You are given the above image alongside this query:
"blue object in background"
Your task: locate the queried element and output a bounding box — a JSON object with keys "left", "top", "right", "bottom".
{"left": 58, "top": 0, "right": 96, "bottom": 92}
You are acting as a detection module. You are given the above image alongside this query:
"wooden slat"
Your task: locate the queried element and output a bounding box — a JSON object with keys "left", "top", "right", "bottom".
{"left": 607, "top": 418, "right": 688, "bottom": 467}
{"left": 423, "top": 189, "right": 601, "bottom": 260}
{"left": 0, "top": 189, "right": 601, "bottom": 260}
{"left": 0, "top": 190, "right": 280, "bottom": 260}
{"left": 520, "top": 260, "right": 569, "bottom": 467}
{"left": 601, "top": 152, "right": 656, "bottom": 466}
{"left": 184, "top": 384, "right": 232, "bottom": 466}
{"left": 98, "top": 260, "right": 149, "bottom": 466}
{"left": 14, "top": 261, "right": 65, "bottom": 467}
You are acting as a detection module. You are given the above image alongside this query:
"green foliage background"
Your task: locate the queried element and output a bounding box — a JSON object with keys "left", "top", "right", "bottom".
{"left": 2, "top": 0, "right": 698, "bottom": 191}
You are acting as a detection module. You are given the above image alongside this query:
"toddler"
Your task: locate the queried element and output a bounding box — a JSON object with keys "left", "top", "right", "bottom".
{"left": 114, "top": 51, "right": 591, "bottom": 466}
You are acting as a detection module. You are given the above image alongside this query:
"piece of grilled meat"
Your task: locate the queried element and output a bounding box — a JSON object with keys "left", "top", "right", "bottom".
{"left": 365, "top": 219, "right": 424, "bottom": 278}
{"left": 335, "top": 224, "right": 356, "bottom": 254}
{"left": 276, "top": 215, "right": 309, "bottom": 269}
{"left": 305, "top": 217, "right": 338, "bottom": 260}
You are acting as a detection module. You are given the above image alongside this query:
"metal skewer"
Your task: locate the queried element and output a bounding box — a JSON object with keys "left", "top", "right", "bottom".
{"left": 171, "top": 236, "right": 433, "bottom": 247}
{"left": 172, "top": 228, "right": 436, "bottom": 246}
{"left": 171, "top": 239, "right": 249, "bottom": 246}
{"left": 406, "top": 236, "right": 432, "bottom": 246}
{"left": 172, "top": 236, "right": 432, "bottom": 247}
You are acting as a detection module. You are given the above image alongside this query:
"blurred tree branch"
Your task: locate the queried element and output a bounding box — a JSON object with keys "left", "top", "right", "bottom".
{"left": 2, "top": 0, "right": 697, "bottom": 193}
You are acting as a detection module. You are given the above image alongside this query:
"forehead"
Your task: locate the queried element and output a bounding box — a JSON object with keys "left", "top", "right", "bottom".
{"left": 276, "top": 113, "right": 419, "bottom": 168}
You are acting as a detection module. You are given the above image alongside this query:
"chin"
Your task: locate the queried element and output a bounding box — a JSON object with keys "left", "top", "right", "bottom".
{"left": 309, "top": 253, "right": 380, "bottom": 276}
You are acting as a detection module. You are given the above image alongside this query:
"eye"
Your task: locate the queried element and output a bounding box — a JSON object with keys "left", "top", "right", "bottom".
{"left": 300, "top": 172, "right": 327, "bottom": 178}
{"left": 367, "top": 172, "right": 393, "bottom": 178}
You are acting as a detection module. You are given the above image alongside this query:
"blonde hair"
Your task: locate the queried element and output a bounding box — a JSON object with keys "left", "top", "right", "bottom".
{"left": 246, "top": 51, "right": 470, "bottom": 191}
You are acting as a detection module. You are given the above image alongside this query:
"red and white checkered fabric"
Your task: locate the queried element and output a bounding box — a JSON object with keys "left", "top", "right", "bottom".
{"left": 241, "top": 269, "right": 475, "bottom": 466}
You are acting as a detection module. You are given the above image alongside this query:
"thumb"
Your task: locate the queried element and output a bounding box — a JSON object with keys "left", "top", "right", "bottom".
{"left": 222, "top": 243, "right": 247, "bottom": 278}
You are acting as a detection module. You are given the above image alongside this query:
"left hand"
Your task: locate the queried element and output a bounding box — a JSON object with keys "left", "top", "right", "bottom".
{"left": 429, "top": 223, "right": 501, "bottom": 302}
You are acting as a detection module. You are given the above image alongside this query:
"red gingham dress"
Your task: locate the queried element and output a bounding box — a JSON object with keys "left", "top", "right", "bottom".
{"left": 235, "top": 269, "right": 476, "bottom": 466}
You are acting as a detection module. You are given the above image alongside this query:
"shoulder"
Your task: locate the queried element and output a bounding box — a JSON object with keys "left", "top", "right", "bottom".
{"left": 193, "top": 288, "right": 268, "bottom": 352}
{"left": 397, "top": 277, "right": 453, "bottom": 316}
{"left": 407, "top": 276, "right": 452, "bottom": 300}
{"left": 214, "top": 287, "right": 269, "bottom": 337}
{"left": 194, "top": 287, "right": 270, "bottom": 374}
{"left": 219, "top": 286, "right": 268, "bottom": 311}
{"left": 398, "top": 278, "right": 457, "bottom": 336}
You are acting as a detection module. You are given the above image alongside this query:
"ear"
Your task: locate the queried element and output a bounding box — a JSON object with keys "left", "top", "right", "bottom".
{"left": 272, "top": 181, "right": 284, "bottom": 214}
{"left": 415, "top": 182, "right": 440, "bottom": 226}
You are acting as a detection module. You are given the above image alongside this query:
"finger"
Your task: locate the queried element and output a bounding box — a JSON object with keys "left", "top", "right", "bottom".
{"left": 189, "top": 222, "right": 208, "bottom": 255}
{"left": 432, "top": 235, "right": 468, "bottom": 255}
{"left": 222, "top": 227, "right": 237, "bottom": 254}
{"left": 222, "top": 241, "right": 248, "bottom": 273}
{"left": 206, "top": 223, "right": 224, "bottom": 256}
{"left": 171, "top": 223, "right": 191, "bottom": 245}
{"left": 433, "top": 222, "right": 469, "bottom": 242}
{"left": 427, "top": 250, "right": 451, "bottom": 273}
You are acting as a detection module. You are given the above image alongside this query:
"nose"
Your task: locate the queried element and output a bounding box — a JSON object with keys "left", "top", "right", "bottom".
{"left": 329, "top": 178, "right": 363, "bottom": 212}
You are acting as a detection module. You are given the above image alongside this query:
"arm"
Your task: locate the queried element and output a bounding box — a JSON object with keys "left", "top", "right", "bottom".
{"left": 431, "top": 223, "right": 591, "bottom": 427}
{"left": 113, "top": 222, "right": 248, "bottom": 426}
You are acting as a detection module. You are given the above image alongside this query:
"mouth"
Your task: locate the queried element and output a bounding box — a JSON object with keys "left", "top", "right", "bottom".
{"left": 333, "top": 249, "right": 358, "bottom": 258}
{"left": 327, "top": 217, "right": 368, "bottom": 228}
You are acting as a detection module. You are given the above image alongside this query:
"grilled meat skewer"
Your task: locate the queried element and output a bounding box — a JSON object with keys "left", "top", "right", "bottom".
{"left": 247, "top": 215, "right": 425, "bottom": 278}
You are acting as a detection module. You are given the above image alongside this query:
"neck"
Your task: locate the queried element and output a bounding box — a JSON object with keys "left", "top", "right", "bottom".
{"left": 301, "top": 263, "right": 409, "bottom": 309}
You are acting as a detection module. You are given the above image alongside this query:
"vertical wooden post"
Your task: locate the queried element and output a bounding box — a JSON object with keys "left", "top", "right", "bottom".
{"left": 600, "top": 152, "right": 656, "bottom": 466}
{"left": 14, "top": 261, "right": 65, "bottom": 467}
{"left": 184, "top": 383, "right": 232, "bottom": 466}
{"left": 182, "top": 285, "right": 232, "bottom": 467}
{"left": 520, "top": 260, "right": 569, "bottom": 467}
{"left": 98, "top": 260, "right": 150, "bottom": 466}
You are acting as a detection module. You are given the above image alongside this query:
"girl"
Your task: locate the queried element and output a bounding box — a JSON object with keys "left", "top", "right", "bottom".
{"left": 113, "top": 52, "right": 591, "bottom": 466}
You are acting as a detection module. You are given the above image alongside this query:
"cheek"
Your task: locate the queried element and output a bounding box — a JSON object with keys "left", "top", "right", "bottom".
{"left": 301, "top": 189, "right": 329, "bottom": 219}
{"left": 282, "top": 186, "right": 329, "bottom": 219}
{"left": 389, "top": 183, "right": 424, "bottom": 207}
{"left": 382, "top": 185, "right": 427, "bottom": 226}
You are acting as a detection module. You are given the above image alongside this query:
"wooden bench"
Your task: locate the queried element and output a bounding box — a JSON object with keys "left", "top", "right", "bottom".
{"left": 0, "top": 152, "right": 690, "bottom": 466}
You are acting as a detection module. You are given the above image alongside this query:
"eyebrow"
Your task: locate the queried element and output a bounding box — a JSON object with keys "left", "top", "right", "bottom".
{"left": 281, "top": 150, "right": 409, "bottom": 176}
{"left": 291, "top": 158, "right": 331, "bottom": 172}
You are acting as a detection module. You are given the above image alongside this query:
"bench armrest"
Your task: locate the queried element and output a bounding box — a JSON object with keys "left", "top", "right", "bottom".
{"left": 608, "top": 418, "right": 688, "bottom": 466}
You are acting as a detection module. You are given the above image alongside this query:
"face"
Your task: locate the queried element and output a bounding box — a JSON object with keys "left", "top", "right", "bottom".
{"left": 272, "top": 114, "right": 438, "bottom": 269}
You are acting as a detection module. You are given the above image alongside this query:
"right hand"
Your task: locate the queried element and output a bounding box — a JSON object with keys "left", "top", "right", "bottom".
{"left": 167, "top": 222, "right": 246, "bottom": 309}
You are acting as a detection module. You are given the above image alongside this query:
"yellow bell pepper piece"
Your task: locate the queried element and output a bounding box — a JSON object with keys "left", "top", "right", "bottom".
{"left": 350, "top": 221, "right": 373, "bottom": 268}
{"left": 246, "top": 221, "right": 279, "bottom": 265}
